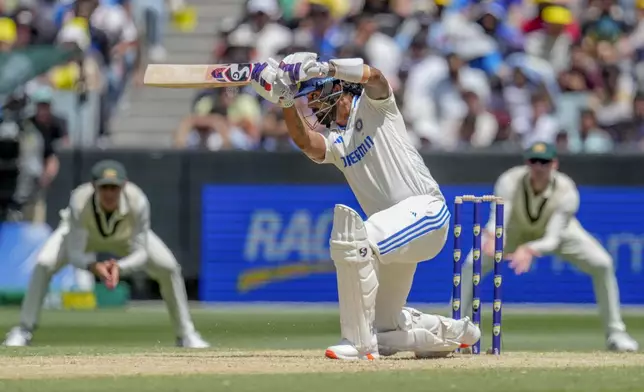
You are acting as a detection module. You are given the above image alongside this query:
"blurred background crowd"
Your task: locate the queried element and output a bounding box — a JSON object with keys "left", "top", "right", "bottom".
{"left": 0, "top": 0, "right": 197, "bottom": 220}
{"left": 1, "top": 0, "right": 644, "bottom": 170}
{"left": 179, "top": 0, "right": 644, "bottom": 154}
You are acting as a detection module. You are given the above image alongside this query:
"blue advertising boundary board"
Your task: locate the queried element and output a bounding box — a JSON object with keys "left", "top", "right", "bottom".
{"left": 0, "top": 222, "right": 76, "bottom": 294}
{"left": 200, "top": 185, "right": 644, "bottom": 304}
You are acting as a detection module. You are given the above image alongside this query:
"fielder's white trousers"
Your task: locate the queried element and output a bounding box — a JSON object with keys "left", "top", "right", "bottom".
{"left": 365, "top": 194, "right": 450, "bottom": 332}
{"left": 460, "top": 219, "right": 626, "bottom": 335}
{"left": 18, "top": 224, "right": 197, "bottom": 338}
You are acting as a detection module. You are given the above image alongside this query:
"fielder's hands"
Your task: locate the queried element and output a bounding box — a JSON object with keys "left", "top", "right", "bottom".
{"left": 251, "top": 59, "right": 296, "bottom": 108}
{"left": 506, "top": 245, "right": 539, "bottom": 275}
{"left": 278, "top": 52, "right": 329, "bottom": 84}
{"left": 90, "top": 259, "right": 120, "bottom": 290}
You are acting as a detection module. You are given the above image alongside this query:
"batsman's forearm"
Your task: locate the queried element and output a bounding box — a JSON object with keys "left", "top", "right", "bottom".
{"left": 283, "top": 107, "right": 327, "bottom": 161}
{"left": 283, "top": 106, "right": 313, "bottom": 149}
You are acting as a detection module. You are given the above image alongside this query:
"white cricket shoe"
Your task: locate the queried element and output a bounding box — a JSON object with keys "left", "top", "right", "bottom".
{"left": 176, "top": 332, "right": 210, "bottom": 348}
{"left": 3, "top": 326, "right": 32, "bottom": 347}
{"left": 607, "top": 332, "right": 639, "bottom": 352}
{"left": 456, "top": 316, "right": 482, "bottom": 347}
{"left": 325, "top": 339, "right": 379, "bottom": 360}
{"left": 415, "top": 317, "right": 480, "bottom": 359}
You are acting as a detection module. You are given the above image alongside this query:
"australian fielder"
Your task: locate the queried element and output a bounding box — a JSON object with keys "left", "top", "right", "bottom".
{"left": 3, "top": 160, "right": 209, "bottom": 348}
{"left": 460, "top": 142, "right": 638, "bottom": 352}
{"left": 250, "top": 53, "right": 480, "bottom": 360}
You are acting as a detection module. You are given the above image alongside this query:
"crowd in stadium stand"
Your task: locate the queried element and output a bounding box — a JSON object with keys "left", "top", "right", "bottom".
{"left": 0, "top": 0, "right": 159, "bottom": 144}
{"left": 2, "top": 0, "right": 644, "bottom": 153}
{"left": 0, "top": 0, "right": 159, "bottom": 221}
{"left": 177, "top": 0, "right": 644, "bottom": 153}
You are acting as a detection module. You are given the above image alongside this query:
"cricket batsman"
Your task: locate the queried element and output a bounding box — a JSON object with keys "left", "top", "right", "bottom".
{"left": 249, "top": 53, "right": 481, "bottom": 360}
{"left": 459, "top": 142, "right": 638, "bottom": 352}
{"left": 3, "top": 160, "right": 210, "bottom": 348}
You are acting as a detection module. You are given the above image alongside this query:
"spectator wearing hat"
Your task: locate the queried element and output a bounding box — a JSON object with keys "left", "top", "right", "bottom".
{"left": 298, "top": 0, "right": 351, "bottom": 20}
{"left": 475, "top": 2, "right": 524, "bottom": 56}
{"left": 282, "top": 0, "right": 350, "bottom": 25}
{"left": 47, "top": 17, "right": 104, "bottom": 145}
{"left": 525, "top": 5, "right": 574, "bottom": 73}
{"left": 522, "top": 0, "right": 581, "bottom": 42}
{"left": 53, "top": 17, "right": 98, "bottom": 90}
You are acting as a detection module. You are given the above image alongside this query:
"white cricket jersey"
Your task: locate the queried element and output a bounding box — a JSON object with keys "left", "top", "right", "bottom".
{"left": 62, "top": 182, "right": 150, "bottom": 269}
{"left": 312, "top": 88, "right": 443, "bottom": 216}
{"left": 485, "top": 165, "right": 580, "bottom": 254}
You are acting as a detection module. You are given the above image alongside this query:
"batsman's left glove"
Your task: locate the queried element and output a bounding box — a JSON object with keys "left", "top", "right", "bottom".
{"left": 250, "top": 60, "right": 296, "bottom": 108}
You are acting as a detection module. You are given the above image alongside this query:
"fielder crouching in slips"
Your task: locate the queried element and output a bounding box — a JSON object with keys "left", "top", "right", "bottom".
{"left": 3, "top": 160, "right": 209, "bottom": 348}
{"left": 250, "top": 52, "right": 481, "bottom": 360}
{"left": 459, "top": 142, "right": 638, "bottom": 352}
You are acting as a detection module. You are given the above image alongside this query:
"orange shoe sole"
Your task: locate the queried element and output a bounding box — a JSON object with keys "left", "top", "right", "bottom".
{"left": 325, "top": 349, "right": 338, "bottom": 359}
{"left": 325, "top": 349, "right": 376, "bottom": 360}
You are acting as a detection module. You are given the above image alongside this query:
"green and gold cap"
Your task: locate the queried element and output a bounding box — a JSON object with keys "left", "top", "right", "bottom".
{"left": 524, "top": 142, "right": 557, "bottom": 161}
{"left": 91, "top": 160, "right": 127, "bottom": 186}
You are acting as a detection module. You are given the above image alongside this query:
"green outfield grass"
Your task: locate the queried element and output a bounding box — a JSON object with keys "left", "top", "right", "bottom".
{"left": 3, "top": 368, "right": 644, "bottom": 392}
{"left": 0, "top": 306, "right": 643, "bottom": 391}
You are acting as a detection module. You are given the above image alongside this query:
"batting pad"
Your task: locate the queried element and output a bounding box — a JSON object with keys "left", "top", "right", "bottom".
{"left": 330, "top": 204, "right": 378, "bottom": 353}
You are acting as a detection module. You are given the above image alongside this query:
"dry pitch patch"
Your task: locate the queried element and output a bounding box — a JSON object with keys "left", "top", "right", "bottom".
{"left": 0, "top": 351, "right": 643, "bottom": 379}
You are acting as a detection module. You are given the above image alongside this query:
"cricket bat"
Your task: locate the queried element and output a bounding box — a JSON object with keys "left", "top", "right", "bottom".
{"left": 143, "top": 63, "right": 256, "bottom": 88}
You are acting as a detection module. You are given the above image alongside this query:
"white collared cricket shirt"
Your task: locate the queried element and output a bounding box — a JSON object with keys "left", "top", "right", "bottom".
{"left": 312, "top": 88, "right": 444, "bottom": 217}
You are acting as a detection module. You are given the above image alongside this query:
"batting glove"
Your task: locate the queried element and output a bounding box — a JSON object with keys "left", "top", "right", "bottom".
{"left": 279, "top": 52, "right": 330, "bottom": 84}
{"left": 250, "top": 60, "right": 295, "bottom": 108}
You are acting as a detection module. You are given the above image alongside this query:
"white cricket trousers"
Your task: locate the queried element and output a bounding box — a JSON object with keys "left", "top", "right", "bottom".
{"left": 18, "top": 225, "right": 197, "bottom": 338}
{"left": 459, "top": 219, "right": 627, "bottom": 335}
{"left": 365, "top": 194, "right": 450, "bottom": 332}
